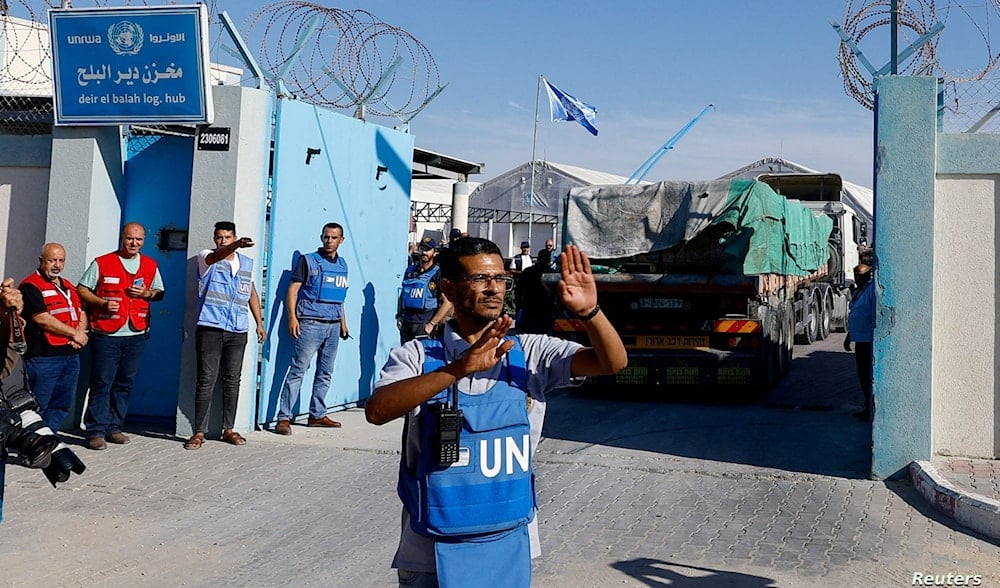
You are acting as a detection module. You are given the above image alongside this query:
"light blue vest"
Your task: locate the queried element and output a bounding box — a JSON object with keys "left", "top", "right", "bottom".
{"left": 398, "top": 337, "right": 534, "bottom": 538}
{"left": 401, "top": 264, "right": 440, "bottom": 311}
{"left": 848, "top": 280, "right": 875, "bottom": 343}
{"left": 296, "top": 252, "right": 348, "bottom": 320}
{"left": 197, "top": 253, "right": 254, "bottom": 333}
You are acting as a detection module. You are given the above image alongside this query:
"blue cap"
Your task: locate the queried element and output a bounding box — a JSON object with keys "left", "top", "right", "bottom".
{"left": 520, "top": 241, "right": 531, "bottom": 248}
{"left": 449, "top": 228, "right": 463, "bottom": 239}
{"left": 419, "top": 236, "right": 438, "bottom": 250}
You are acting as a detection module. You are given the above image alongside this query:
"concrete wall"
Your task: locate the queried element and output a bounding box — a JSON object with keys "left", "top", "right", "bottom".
{"left": 873, "top": 76, "right": 1000, "bottom": 478}
{"left": 872, "top": 76, "right": 938, "bottom": 479}
{"left": 47, "top": 126, "right": 126, "bottom": 278}
{"left": 933, "top": 131, "right": 1000, "bottom": 458}
{"left": 0, "top": 135, "right": 51, "bottom": 279}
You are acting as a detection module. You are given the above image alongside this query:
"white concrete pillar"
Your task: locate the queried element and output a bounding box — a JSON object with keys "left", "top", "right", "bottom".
{"left": 450, "top": 181, "right": 470, "bottom": 232}
{"left": 47, "top": 126, "right": 126, "bottom": 280}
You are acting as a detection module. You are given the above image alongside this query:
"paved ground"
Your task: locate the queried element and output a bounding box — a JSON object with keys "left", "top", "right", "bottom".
{"left": 933, "top": 457, "right": 1000, "bottom": 504}
{"left": 1, "top": 335, "right": 998, "bottom": 587}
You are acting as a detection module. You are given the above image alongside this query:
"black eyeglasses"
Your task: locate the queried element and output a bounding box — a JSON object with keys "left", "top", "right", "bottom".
{"left": 457, "top": 274, "right": 515, "bottom": 289}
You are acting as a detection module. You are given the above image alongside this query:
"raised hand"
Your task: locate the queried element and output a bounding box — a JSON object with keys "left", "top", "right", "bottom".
{"left": 557, "top": 245, "right": 598, "bottom": 316}
{"left": 0, "top": 277, "right": 23, "bottom": 314}
{"left": 453, "top": 315, "right": 514, "bottom": 376}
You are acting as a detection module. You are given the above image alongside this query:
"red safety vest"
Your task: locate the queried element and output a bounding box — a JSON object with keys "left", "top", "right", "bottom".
{"left": 19, "top": 271, "right": 83, "bottom": 347}
{"left": 89, "top": 252, "right": 158, "bottom": 333}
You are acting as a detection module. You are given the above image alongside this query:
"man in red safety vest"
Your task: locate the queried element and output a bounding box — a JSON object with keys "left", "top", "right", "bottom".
{"left": 77, "top": 222, "right": 164, "bottom": 451}
{"left": 18, "top": 243, "right": 89, "bottom": 433}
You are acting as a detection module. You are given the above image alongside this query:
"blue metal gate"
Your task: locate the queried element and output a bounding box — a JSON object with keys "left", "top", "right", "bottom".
{"left": 258, "top": 99, "right": 413, "bottom": 426}
{"left": 120, "top": 134, "right": 193, "bottom": 425}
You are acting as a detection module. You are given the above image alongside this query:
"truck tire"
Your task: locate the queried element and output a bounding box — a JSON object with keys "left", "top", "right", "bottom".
{"left": 817, "top": 291, "right": 832, "bottom": 341}
{"left": 754, "top": 309, "right": 780, "bottom": 398}
{"left": 805, "top": 296, "right": 819, "bottom": 344}
{"left": 781, "top": 300, "right": 794, "bottom": 374}
{"left": 794, "top": 294, "right": 819, "bottom": 346}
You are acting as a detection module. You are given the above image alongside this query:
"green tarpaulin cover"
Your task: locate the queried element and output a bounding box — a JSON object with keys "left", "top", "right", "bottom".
{"left": 565, "top": 179, "right": 832, "bottom": 276}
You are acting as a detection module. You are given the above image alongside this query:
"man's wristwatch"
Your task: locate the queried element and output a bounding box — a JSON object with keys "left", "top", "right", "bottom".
{"left": 577, "top": 305, "right": 601, "bottom": 321}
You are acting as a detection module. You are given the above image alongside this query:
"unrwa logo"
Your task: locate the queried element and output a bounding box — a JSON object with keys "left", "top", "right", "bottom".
{"left": 108, "top": 21, "right": 143, "bottom": 55}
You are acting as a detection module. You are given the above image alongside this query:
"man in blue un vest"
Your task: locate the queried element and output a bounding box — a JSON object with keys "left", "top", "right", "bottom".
{"left": 185, "top": 222, "right": 265, "bottom": 450}
{"left": 398, "top": 236, "right": 453, "bottom": 344}
{"left": 274, "top": 223, "right": 350, "bottom": 435}
{"left": 367, "top": 237, "right": 628, "bottom": 587}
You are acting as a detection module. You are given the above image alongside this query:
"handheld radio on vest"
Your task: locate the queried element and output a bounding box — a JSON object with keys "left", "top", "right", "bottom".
{"left": 432, "top": 383, "right": 462, "bottom": 467}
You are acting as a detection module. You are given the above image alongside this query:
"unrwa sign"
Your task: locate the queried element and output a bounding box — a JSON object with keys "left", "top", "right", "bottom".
{"left": 49, "top": 5, "right": 213, "bottom": 125}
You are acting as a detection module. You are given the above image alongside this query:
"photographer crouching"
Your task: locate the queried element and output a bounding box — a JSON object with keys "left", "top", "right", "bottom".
{"left": 0, "top": 277, "right": 85, "bottom": 523}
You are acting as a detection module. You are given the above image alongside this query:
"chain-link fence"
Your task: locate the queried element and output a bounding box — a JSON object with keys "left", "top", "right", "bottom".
{"left": 1, "top": 12, "right": 54, "bottom": 135}
{"left": 940, "top": 76, "right": 1000, "bottom": 133}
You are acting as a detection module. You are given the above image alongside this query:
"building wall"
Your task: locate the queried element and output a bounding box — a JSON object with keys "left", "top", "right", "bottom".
{"left": 873, "top": 76, "right": 1000, "bottom": 478}
{"left": 0, "top": 138, "right": 51, "bottom": 280}
{"left": 871, "top": 76, "right": 937, "bottom": 479}
{"left": 934, "top": 131, "right": 1000, "bottom": 458}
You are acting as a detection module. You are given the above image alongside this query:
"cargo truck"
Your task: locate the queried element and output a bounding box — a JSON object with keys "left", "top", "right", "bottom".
{"left": 546, "top": 174, "right": 870, "bottom": 395}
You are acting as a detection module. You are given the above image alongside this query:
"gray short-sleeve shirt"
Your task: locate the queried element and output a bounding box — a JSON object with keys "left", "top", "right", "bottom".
{"left": 373, "top": 324, "right": 584, "bottom": 573}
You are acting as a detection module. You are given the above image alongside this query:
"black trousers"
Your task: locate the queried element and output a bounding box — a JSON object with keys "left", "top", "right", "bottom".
{"left": 854, "top": 341, "right": 873, "bottom": 413}
{"left": 194, "top": 326, "right": 248, "bottom": 433}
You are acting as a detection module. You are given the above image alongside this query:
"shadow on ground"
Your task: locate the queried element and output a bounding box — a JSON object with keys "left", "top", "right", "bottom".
{"left": 610, "top": 559, "right": 777, "bottom": 587}
{"left": 885, "top": 479, "right": 1000, "bottom": 547}
{"left": 541, "top": 337, "right": 873, "bottom": 479}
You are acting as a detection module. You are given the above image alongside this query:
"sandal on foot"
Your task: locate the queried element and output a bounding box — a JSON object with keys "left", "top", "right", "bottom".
{"left": 184, "top": 433, "right": 205, "bottom": 450}
{"left": 222, "top": 430, "right": 246, "bottom": 446}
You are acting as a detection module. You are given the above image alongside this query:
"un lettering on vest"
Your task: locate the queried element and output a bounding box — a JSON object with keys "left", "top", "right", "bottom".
{"left": 324, "top": 275, "right": 349, "bottom": 288}
{"left": 408, "top": 287, "right": 424, "bottom": 299}
{"left": 476, "top": 433, "right": 530, "bottom": 478}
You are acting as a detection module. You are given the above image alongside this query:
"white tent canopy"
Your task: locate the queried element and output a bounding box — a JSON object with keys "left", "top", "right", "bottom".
{"left": 468, "top": 161, "right": 632, "bottom": 256}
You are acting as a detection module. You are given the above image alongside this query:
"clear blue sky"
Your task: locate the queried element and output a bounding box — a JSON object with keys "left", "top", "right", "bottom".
{"left": 197, "top": 1, "right": 879, "bottom": 185}
{"left": 42, "top": 1, "right": 997, "bottom": 188}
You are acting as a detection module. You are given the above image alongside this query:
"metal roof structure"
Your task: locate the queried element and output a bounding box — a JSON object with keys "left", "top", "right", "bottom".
{"left": 412, "top": 147, "right": 483, "bottom": 181}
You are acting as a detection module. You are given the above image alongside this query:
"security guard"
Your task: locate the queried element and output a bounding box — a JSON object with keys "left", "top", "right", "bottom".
{"left": 398, "top": 236, "right": 452, "bottom": 344}
{"left": 274, "top": 222, "right": 350, "bottom": 435}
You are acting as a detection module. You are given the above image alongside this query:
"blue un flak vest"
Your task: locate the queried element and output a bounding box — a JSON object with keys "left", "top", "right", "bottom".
{"left": 401, "top": 264, "right": 440, "bottom": 311}
{"left": 296, "top": 252, "right": 348, "bottom": 320}
{"left": 398, "top": 337, "right": 534, "bottom": 539}
{"left": 197, "top": 253, "right": 254, "bottom": 333}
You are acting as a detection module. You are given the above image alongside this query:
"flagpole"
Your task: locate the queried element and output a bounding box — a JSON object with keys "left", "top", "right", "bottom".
{"left": 528, "top": 74, "right": 543, "bottom": 248}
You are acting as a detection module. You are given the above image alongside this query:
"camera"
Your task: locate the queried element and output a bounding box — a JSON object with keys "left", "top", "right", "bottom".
{"left": 1, "top": 385, "right": 85, "bottom": 486}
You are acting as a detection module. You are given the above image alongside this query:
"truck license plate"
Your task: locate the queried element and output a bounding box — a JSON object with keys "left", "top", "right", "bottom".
{"left": 664, "top": 367, "right": 699, "bottom": 385}
{"left": 615, "top": 366, "right": 648, "bottom": 385}
{"left": 717, "top": 367, "right": 752, "bottom": 385}
{"left": 635, "top": 335, "right": 709, "bottom": 349}
{"left": 639, "top": 297, "right": 684, "bottom": 309}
